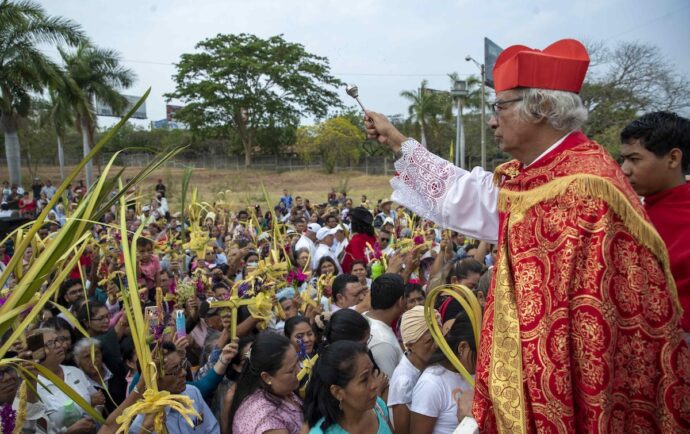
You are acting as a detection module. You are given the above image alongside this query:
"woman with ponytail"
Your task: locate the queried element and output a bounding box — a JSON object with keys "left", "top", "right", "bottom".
{"left": 229, "top": 332, "right": 303, "bottom": 434}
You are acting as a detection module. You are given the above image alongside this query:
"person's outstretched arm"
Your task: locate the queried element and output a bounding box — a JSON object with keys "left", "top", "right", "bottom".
{"left": 365, "top": 112, "right": 499, "bottom": 243}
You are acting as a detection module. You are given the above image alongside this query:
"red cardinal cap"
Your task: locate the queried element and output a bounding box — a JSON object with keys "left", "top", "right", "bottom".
{"left": 493, "top": 39, "right": 590, "bottom": 93}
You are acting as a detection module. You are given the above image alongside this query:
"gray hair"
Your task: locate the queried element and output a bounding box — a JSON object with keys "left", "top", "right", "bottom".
{"left": 516, "top": 88, "right": 588, "bottom": 132}
{"left": 72, "top": 337, "right": 101, "bottom": 359}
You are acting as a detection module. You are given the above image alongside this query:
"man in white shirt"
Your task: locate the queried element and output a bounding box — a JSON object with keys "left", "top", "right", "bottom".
{"left": 364, "top": 273, "right": 404, "bottom": 377}
{"left": 294, "top": 222, "right": 320, "bottom": 269}
{"left": 330, "top": 273, "right": 365, "bottom": 312}
{"left": 332, "top": 226, "right": 348, "bottom": 262}
{"left": 314, "top": 226, "right": 341, "bottom": 273}
{"left": 40, "top": 179, "right": 57, "bottom": 200}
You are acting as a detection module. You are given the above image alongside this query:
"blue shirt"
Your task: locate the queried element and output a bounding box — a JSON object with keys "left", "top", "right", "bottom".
{"left": 309, "top": 397, "right": 391, "bottom": 434}
{"left": 129, "top": 385, "right": 219, "bottom": 434}
{"left": 280, "top": 195, "right": 293, "bottom": 209}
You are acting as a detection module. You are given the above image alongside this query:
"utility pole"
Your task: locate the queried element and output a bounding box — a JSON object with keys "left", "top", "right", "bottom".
{"left": 480, "top": 64, "right": 486, "bottom": 168}
{"left": 451, "top": 80, "right": 468, "bottom": 169}
{"left": 466, "top": 55, "right": 487, "bottom": 168}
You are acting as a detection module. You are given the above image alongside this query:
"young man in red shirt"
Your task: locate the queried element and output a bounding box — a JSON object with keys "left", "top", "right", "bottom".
{"left": 620, "top": 111, "right": 690, "bottom": 345}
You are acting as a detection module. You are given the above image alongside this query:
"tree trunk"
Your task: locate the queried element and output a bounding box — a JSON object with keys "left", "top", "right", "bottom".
{"left": 3, "top": 130, "right": 21, "bottom": 187}
{"left": 57, "top": 135, "right": 65, "bottom": 181}
{"left": 420, "top": 122, "right": 427, "bottom": 148}
{"left": 1, "top": 113, "right": 22, "bottom": 186}
{"left": 81, "top": 117, "right": 93, "bottom": 189}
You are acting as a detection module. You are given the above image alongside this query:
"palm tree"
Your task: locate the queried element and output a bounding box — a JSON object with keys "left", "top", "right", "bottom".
{"left": 46, "top": 84, "right": 75, "bottom": 180}
{"left": 0, "top": 0, "right": 84, "bottom": 186}
{"left": 59, "top": 42, "right": 135, "bottom": 188}
{"left": 400, "top": 80, "right": 451, "bottom": 147}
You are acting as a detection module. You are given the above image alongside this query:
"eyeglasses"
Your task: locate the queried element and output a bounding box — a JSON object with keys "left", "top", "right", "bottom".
{"left": 90, "top": 314, "right": 111, "bottom": 322}
{"left": 490, "top": 97, "right": 523, "bottom": 114}
{"left": 164, "top": 358, "right": 188, "bottom": 377}
{"left": 44, "top": 336, "right": 70, "bottom": 349}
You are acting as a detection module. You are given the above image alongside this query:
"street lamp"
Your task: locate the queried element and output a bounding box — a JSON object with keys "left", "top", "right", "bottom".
{"left": 466, "top": 55, "right": 487, "bottom": 169}
{"left": 451, "top": 79, "right": 468, "bottom": 169}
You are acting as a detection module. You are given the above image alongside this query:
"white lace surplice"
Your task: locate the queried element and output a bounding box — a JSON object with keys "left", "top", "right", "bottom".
{"left": 390, "top": 139, "right": 499, "bottom": 243}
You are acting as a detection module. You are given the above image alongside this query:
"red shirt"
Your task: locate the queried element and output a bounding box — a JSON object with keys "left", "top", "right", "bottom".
{"left": 645, "top": 182, "right": 690, "bottom": 331}
{"left": 341, "top": 233, "right": 378, "bottom": 273}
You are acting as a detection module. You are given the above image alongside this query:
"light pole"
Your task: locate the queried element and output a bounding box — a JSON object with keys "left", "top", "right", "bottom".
{"left": 466, "top": 55, "right": 487, "bottom": 169}
{"left": 451, "top": 80, "right": 468, "bottom": 169}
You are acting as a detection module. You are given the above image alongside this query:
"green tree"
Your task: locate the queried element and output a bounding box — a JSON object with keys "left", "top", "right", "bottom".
{"left": 59, "top": 42, "right": 135, "bottom": 188}
{"left": 0, "top": 0, "right": 84, "bottom": 186}
{"left": 581, "top": 40, "right": 690, "bottom": 157}
{"left": 166, "top": 33, "right": 343, "bottom": 167}
{"left": 296, "top": 116, "right": 363, "bottom": 174}
{"left": 400, "top": 80, "right": 451, "bottom": 148}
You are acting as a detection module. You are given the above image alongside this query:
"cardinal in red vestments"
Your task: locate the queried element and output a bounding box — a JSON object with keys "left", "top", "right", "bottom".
{"left": 365, "top": 39, "right": 690, "bottom": 433}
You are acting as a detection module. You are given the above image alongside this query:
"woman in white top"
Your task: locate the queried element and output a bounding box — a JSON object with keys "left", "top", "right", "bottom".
{"left": 388, "top": 306, "right": 438, "bottom": 434}
{"left": 410, "top": 312, "right": 476, "bottom": 434}
{"left": 33, "top": 328, "right": 98, "bottom": 434}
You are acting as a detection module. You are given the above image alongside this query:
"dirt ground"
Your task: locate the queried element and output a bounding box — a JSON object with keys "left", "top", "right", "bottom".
{"left": 1, "top": 164, "right": 394, "bottom": 210}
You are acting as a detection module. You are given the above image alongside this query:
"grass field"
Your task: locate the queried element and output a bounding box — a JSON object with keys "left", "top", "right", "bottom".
{"left": 0, "top": 164, "right": 394, "bottom": 211}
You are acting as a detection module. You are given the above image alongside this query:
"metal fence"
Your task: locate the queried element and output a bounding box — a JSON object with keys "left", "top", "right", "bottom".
{"left": 2, "top": 153, "right": 504, "bottom": 176}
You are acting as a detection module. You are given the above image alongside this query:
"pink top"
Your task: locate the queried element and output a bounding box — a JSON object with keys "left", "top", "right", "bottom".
{"left": 232, "top": 390, "right": 303, "bottom": 434}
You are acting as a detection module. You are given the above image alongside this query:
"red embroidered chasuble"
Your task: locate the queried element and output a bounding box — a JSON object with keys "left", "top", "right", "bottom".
{"left": 473, "top": 131, "right": 690, "bottom": 433}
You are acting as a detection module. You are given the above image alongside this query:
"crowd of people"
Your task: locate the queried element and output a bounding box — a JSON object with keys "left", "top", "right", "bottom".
{"left": 0, "top": 175, "right": 493, "bottom": 434}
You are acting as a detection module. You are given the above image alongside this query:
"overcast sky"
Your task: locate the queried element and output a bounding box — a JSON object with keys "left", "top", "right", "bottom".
{"left": 39, "top": 0, "right": 690, "bottom": 127}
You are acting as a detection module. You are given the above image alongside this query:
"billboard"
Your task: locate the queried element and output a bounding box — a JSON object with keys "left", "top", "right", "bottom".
{"left": 95, "top": 94, "right": 147, "bottom": 119}
{"left": 166, "top": 104, "right": 183, "bottom": 121}
{"left": 484, "top": 37, "right": 503, "bottom": 89}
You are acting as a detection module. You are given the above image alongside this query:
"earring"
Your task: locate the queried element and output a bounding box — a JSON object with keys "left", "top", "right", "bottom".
{"left": 338, "top": 399, "right": 342, "bottom": 410}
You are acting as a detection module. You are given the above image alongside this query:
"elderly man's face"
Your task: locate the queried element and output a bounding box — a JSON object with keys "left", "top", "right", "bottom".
{"left": 489, "top": 90, "right": 539, "bottom": 160}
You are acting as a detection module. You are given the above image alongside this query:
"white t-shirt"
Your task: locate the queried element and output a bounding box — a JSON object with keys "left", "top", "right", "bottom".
{"left": 38, "top": 365, "right": 95, "bottom": 433}
{"left": 410, "top": 364, "right": 471, "bottom": 434}
{"left": 388, "top": 355, "right": 421, "bottom": 427}
{"left": 365, "top": 314, "right": 404, "bottom": 377}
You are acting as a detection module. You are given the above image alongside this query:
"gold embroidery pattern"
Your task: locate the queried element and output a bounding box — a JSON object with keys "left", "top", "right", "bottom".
{"left": 489, "top": 243, "right": 527, "bottom": 434}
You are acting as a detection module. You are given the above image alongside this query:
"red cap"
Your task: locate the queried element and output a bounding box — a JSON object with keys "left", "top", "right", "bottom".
{"left": 493, "top": 39, "right": 589, "bottom": 93}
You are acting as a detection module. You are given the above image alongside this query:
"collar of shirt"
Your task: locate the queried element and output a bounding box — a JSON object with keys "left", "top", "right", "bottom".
{"left": 525, "top": 131, "right": 574, "bottom": 168}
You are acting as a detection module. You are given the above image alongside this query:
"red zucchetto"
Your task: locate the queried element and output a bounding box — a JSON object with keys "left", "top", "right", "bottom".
{"left": 493, "top": 39, "right": 590, "bottom": 93}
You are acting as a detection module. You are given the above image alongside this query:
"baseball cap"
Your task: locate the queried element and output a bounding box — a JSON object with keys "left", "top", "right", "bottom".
{"left": 316, "top": 227, "right": 337, "bottom": 241}
{"left": 307, "top": 223, "right": 321, "bottom": 233}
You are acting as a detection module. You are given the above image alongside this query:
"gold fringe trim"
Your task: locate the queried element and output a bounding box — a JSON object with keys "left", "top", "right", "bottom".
{"left": 497, "top": 174, "right": 681, "bottom": 312}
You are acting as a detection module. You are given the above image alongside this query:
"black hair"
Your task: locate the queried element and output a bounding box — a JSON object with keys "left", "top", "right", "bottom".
{"left": 76, "top": 300, "right": 107, "bottom": 329}
{"left": 324, "top": 309, "right": 370, "bottom": 344}
{"left": 316, "top": 256, "right": 339, "bottom": 277}
{"left": 350, "top": 218, "right": 375, "bottom": 237}
{"left": 621, "top": 111, "right": 690, "bottom": 170}
{"left": 57, "top": 278, "right": 83, "bottom": 307}
{"left": 40, "top": 316, "right": 76, "bottom": 348}
{"left": 135, "top": 237, "right": 153, "bottom": 248}
{"left": 370, "top": 273, "right": 404, "bottom": 310}
{"left": 284, "top": 316, "right": 313, "bottom": 340}
{"left": 243, "top": 250, "right": 259, "bottom": 263}
{"left": 227, "top": 334, "right": 256, "bottom": 382}
{"left": 331, "top": 274, "right": 359, "bottom": 301}
{"left": 427, "top": 311, "right": 477, "bottom": 367}
{"left": 446, "top": 258, "right": 484, "bottom": 285}
{"left": 349, "top": 260, "right": 368, "bottom": 275}
{"left": 229, "top": 332, "right": 293, "bottom": 430}
{"left": 404, "top": 282, "right": 425, "bottom": 299}
{"left": 304, "top": 341, "right": 370, "bottom": 431}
